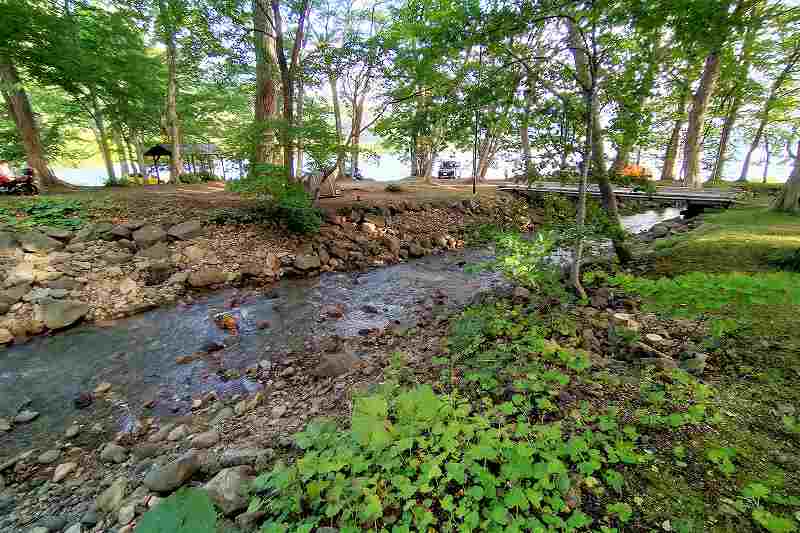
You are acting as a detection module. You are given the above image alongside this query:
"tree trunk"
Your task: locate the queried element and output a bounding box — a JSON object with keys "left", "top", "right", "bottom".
{"left": 774, "top": 141, "right": 800, "bottom": 212}
{"left": 253, "top": 0, "right": 278, "bottom": 165}
{"left": 520, "top": 80, "right": 536, "bottom": 179}
{"left": 296, "top": 78, "right": 304, "bottom": 175}
{"left": 762, "top": 136, "right": 770, "bottom": 184}
{"left": 0, "top": 56, "right": 53, "bottom": 189}
{"left": 329, "top": 74, "right": 344, "bottom": 181}
{"left": 683, "top": 52, "right": 722, "bottom": 188}
{"left": 661, "top": 88, "right": 691, "bottom": 181}
{"left": 112, "top": 128, "right": 130, "bottom": 181}
{"left": 165, "top": 25, "right": 182, "bottom": 184}
{"left": 739, "top": 47, "right": 800, "bottom": 182}
{"left": 134, "top": 136, "right": 146, "bottom": 180}
{"left": 351, "top": 94, "right": 366, "bottom": 178}
{"left": 90, "top": 89, "right": 116, "bottom": 184}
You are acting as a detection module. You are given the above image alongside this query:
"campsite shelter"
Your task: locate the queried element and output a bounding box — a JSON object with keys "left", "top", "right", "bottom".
{"left": 143, "top": 144, "right": 223, "bottom": 182}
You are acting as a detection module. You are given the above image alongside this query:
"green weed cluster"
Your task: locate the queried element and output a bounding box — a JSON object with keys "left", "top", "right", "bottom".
{"left": 0, "top": 197, "right": 84, "bottom": 229}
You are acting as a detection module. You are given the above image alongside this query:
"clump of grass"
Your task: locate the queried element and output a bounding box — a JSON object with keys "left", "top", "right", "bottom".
{"left": 385, "top": 183, "right": 406, "bottom": 193}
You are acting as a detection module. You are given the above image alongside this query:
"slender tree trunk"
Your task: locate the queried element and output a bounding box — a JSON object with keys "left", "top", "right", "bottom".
{"left": 572, "top": 86, "right": 592, "bottom": 300}
{"left": 164, "top": 25, "right": 182, "bottom": 184}
{"left": 112, "top": 128, "right": 130, "bottom": 180}
{"left": 134, "top": 136, "right": 146, "bottom": 180}
{"left": 683, "top": 52, "right": 722, "bottom": 188}
{"left": 661, "top": 87, "right": 691, "bottom": 181}
{"left": 739, "top": 48, "right": 800, "bottom": 181}
{"left": 329, "top": 73, "right": 344, "bottom": 185}
{"left": 0, "top": 56, "right": 52, "bottom": 189}
{"left": 774, "top": 141, "right": 800, "bottom": 212}
{"left": 520, "top": 82, "right": 535, "bottom": 179}
{"left": 90, "top": 89, "right": 116, "bottom": 184}
{"left": 762, "top": 136, "right": 770, "bottom": 184}
{"left": 296, "top": 79, "right": 304, "bottom": 175}
{"left": 351, "top": 95, "right": 366, "bottom": 177}
{"left": 253, "top": 0, "right": 278, "bottom": 165}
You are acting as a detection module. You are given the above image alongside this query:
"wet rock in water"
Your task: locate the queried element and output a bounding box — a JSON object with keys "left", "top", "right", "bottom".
{"left": 96, "top": 477, "right": 128, "bottom": 513}
{"left": 65, "top": 424, "right": 80, "bottom": 438}
{"left": 200, "top": 339, "right": 225, "bottom": 353}
{"left": 37, "top": 449, "right": 60, "bottom": 464}
{"left": 294, "top": 253, "right": 321, "bottom": 271}
{"left": 80, "top": 509, "right": 99, "bottom": 526}
{"left": 18, "top": 229, "right": 64, "bottom": 253}
{"left": 132, "top": 224, "right": 167, "bottom": 248}
{"left": 100, "top": 443, "right": 128, "bottom": 464}
{"left": 191, "top": 430, "right": 220, "bottom": 449}
{"left": 407, "top": 242, "right": 425, "bottom": 258}
{"left": 0, "top": 418, "right": 10, "bottom": 432}
{"left": 143, "top": 452, "right": 201, "bottom": 492}
{"left": 189, "top": 267, "right": 227, "bottom": 288}
{"left": 312, "top": 351, "right": 361, "bottom": 378}
{"left": 37, "top": 299, "right": 89, "bottom": 330}
{"left": 204, "top": 466, "right": 254, "bottom": 515}
{"left": 167, "top": 424, "right": 190, "bottom": 442}
{"left": 94, "top": 382, "right": 112, "bottom": 394}
{"left": 168, "top": 220, "right": 204, "bottom": 241}
{"left": 14, "top": 409, "right": 39, "bottom": 423}
{"left": 0, "top": 329, "right": 12, "bottom": 346}
{"left": 73, "top": 392, "right": 93, "bottom": 410}
{"left": 321, "top": 304, "right": 345, "bottom": 319}
{"left": 255, "top": 320, "right": 270, "bottom": 330}
{"left": 53, "top": 462, "right": 77, "bottom": 482}
{"left": 38, "top": 516, "right": 68, "bottom": 532}
{"left": 361, "top": 304, "right": 379, "bottom": 314}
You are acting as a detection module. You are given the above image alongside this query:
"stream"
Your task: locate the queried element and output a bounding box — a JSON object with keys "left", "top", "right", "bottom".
{"left": 0, "top": 208, "right": 681, "bottom": 457}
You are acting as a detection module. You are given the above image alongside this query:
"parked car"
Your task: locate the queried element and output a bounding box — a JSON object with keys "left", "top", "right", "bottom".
{"left": 438, "top": 159, "right": 461, "bottom": 179}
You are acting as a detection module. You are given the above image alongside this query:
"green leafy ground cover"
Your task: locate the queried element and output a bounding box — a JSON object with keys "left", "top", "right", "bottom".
{"left": 0, "top": 197, "right": 85, "bottom": 229}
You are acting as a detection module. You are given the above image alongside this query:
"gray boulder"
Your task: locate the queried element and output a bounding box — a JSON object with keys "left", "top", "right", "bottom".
{"left": 18, "top": 230, "right": 64, "bottom": 253}
{"left": 133, "top": 224, "right": 167, "bottom": 248}
{"left": 204, "top": 466, "right": 254, "bottom": 515}
{"left": 41, "top": 226, "right": 73, "bottom": 241}
{"left": 138, "top": 242, "right": 170, "bottom": 260}
{"left": 294, "top": 253, "right": 321, "bottom": 271}
{"left": 168, "top": 220, "right": 204, "bottom": 241}
{"left": 37, "top": 299, "right": 89, "bottom": 330}
{"left": 143, "top": 452, "right": 201, "bottom": 492}
{"left": 0, "top": 283, "right": 31, "bottom": 307}
{"left": 311, "top": 351, "right": 361, "bottom": 378}
{"left": 96, "top": 477, "right": 127, "bottom": 513}
{"left": 100, "top": 443, "right": 128, "bottom": 464}
{"left": 0, "top": 231, "right": 18, "bottom": 253}
{"left": 110, "top": 225, "right": 132, "bottom": 239}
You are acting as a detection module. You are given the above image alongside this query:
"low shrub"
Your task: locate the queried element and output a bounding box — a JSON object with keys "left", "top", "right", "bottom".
{"left": 227, "top": 163, "right": 321, "bottom": 234}
{"left": 0, "top": 197, "right": 84, "bottom": 229}
{"left": 180, "top": 171, "right": 219, "bottom": 184}
{"left": 385, "top": 183, "right": 406, "bottom": 193}
{"left": 769, "top": 248, "right": 800, "bottom": 272}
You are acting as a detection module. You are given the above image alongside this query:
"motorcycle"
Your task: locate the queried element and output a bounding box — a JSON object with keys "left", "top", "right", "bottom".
{"left": 0, "top": 173, "right": 39, "bottom": 195}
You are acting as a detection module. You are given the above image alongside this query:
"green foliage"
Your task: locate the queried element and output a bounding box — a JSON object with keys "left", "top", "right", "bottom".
{"left": 135, "top": 488, "right": 217, "bottom": 533}
{"left": 228, "top": 163, "right": 321, "bottom": 234}
{"left": 0, "top": 197, "right": 84, "bottom": 229}
{"left": 769, "top": 249, "right": 800, "bottom": 272}
{"left": 252, "top": 383, "right": 641, "bottom": 533}
{"left": 179, "top": 172, "right": 219, "bottom": 184}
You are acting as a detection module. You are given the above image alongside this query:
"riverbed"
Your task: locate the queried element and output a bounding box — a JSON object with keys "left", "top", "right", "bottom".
{"left": 0, "top": 208, "right": 681, "bottom": 457}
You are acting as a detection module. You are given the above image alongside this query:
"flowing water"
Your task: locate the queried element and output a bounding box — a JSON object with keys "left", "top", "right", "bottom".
{"left": 0, "top": 208, "right": 681, "bottom": 456}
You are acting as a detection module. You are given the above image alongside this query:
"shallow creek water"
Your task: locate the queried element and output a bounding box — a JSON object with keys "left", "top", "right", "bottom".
{"left": 0, "top": 208, "right": 681, "bottom": 456}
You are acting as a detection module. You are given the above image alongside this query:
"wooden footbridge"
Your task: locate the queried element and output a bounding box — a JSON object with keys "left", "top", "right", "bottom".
{"left": 498, "top": 182, "right": 738, "bottom": 215}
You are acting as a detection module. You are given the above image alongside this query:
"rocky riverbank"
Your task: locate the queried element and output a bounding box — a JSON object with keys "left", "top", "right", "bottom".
{"left": 0, "top": 196, "right": 528, "bottom": 348}
{"left": 0, "top": 270, "right": 713, "bottom": 533}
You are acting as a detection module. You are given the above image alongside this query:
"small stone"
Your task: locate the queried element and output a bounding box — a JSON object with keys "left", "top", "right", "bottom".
{"left": 361, "top": 304, "right": 379, "bottom": 314}
{"left": 65, "top": 424, "right": 80, "bottom": 438}
{"left": 188, "top": 267, "right": 227, "bottom": 288}
{"left": 639, "top": 357, "right": 679, "bottom": 371}
{"left": 53, "top": 462, "right": 77, "bottom": 482}
{"left": 94, "top": 382, "right": 112, "bottom": 394}
{"left": 294, "top": 253, "right": 321, "bottom": 271}
{"left": 14, "top": 409, "right": 39, "bottom": 423}
{"left": 40, "top": 516, "right": 68, "bottom": 531}
{"left": 168, "top": 220, "right": 204, "bottom": 241}
{"left": 210, "top": 407, "right": 234, "bottom": 426}
{"left": 37, "top": 449, "right": 60, "bottom": 464}
{"left": 132, "top": 443, "right": 162, "bottom": 460}
{"left": 132, "top": 224, "right": 167, "bottom": 248}
{"left": 64, "top": 523, "right": 82, "bottom": 533}
{"left": 204, "top": 466, "right": 254, "bottom": 515}
{"left": 167, "top": 424, "right": 190, "bottom": 441}
{"left": 0, "top": 418, "right": 10, "bottom": 432}
{"left": 100, "top": 443, "right": 128, "bottom": 464}
{"left": 118, "top": 502, "right": 136, "bottom": 525}
{"left": 0, "top": 329, "right": 12, "bottom": 345}
{"left": 143, "top": 452, "right": 201, "bottom": 492}
{"left": 96, "top": 477, "right": 127, "bottom": 513}
{"left": 645, "top": 333, "right": 665, "bottom": 343}
{"left": 512, "top": 286, "right": 531, "bottom": 301}
{"left": 191, "top": 430, "right": 220, "bottom": 449}
{"left": 271, "top": 405, "right": 287, "bottom": 418}
{"left": 147, "top": 423, "right": 174, "bottom": 443}
{"left": 73, "top": 393, "right": 93, "bottom": 410}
